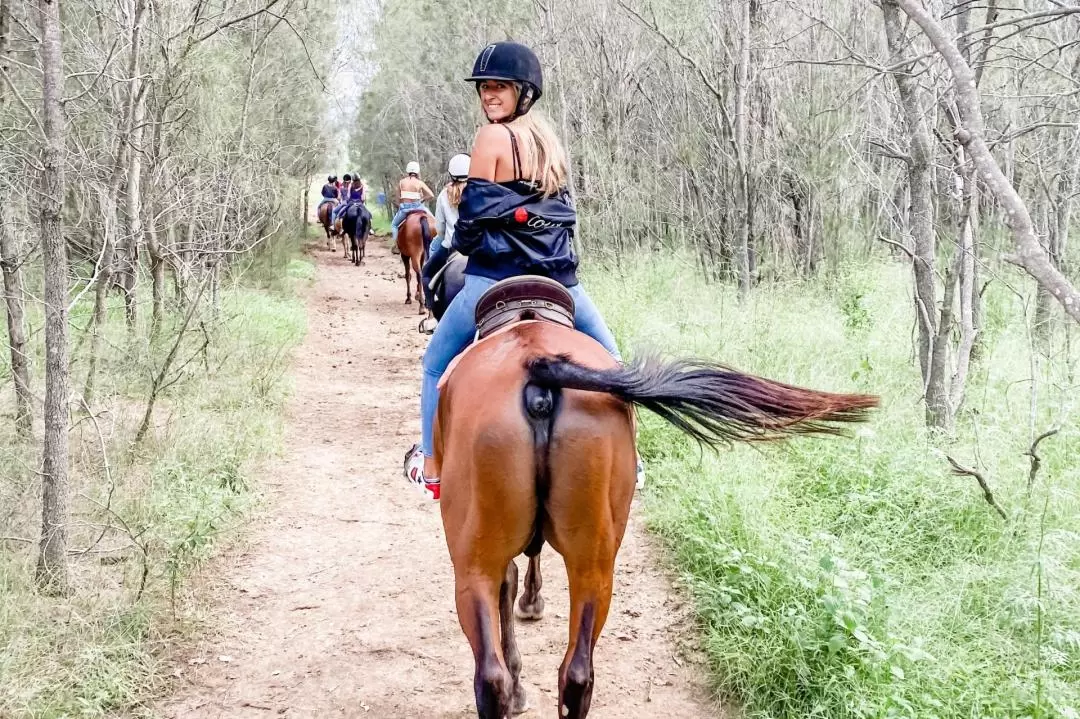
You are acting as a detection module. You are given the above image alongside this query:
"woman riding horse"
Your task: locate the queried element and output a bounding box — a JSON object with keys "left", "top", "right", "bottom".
{"left": 404, "top": 42, "right": 631, "bottom": 497}
{"left": 390, "top": 162, "right": 436, "bottom": 242}
{"left": 407, "top": 42, "right": 878, "bottom": 719}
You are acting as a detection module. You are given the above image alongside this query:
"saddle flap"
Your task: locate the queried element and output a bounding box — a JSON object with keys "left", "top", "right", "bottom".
{"left": 474, "top": 275, "right": 575, "bottom": 339}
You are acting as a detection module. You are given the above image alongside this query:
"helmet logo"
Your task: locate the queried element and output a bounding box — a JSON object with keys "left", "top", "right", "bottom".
{"left": 477, "top": 44, "right": 496, "bottom": 72}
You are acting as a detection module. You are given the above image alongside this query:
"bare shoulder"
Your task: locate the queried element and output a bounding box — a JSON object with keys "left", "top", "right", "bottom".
{"left": 473, "top": 123, "right": 511, "bottom": 152}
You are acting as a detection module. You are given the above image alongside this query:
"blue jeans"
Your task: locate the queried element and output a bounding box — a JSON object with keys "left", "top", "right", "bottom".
{"left": 391, "top": 201, "right": 425, "bottom": 241}
{"left": 421, "top": 274, "right": 620, "bottom": 457}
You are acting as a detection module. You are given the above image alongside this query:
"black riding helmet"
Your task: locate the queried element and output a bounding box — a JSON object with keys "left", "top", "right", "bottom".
{"left": 343, "top": 173, "right": 352, "bottom": 182}
{"left": 464, "top": 42, "right": 543, "bottom": 120}
{"left": 327, "top": 175, "right": 334, "bottom": 182}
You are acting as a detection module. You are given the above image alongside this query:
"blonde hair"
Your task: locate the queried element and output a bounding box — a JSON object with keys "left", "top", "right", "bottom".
{"left": 445, "top": 179, "right": 466, "bottom": 207}
{"left": 506, "top": 109, "right": 568, "bottom": 197}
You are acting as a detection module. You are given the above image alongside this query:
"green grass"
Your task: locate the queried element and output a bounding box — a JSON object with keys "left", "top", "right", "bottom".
{"left": 586, "top": 254, "right": 1080, "bottom": 719}
{"left": 0, "top": 228, "right": 312, "bottom": 717}
{"left": 368, "top": 201, "right": 393, "bottom": 235}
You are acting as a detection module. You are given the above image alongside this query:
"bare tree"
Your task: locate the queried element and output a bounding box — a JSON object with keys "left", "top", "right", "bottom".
{"left": 893, "top": 0, "right": 1080, "bottom": 324}
{"left": 0, "top": 184, "right": 31, "bottom": 438}
{"left": 35, "top": 0, "right": 71, "bottom": 595}
{"left": 0, "top": 0, "right": 32, "bottom": 439}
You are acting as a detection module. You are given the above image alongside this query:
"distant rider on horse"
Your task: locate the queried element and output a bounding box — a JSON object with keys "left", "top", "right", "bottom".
{"left": 332, "top": 173, "right": 364, "bottom": 227}
{"left": 390, "top": 162, "right": 435, "bottom": 243}
{"left": 318, "top": 175, "right": 338, "bottom": 211}
{"left": 404, "top": 42, "right": 643, "bottom": 499}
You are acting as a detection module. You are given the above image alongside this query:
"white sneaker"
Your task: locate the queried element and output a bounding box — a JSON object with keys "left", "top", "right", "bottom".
{"left": 635, "top": 454, "right": 646, "bottom": 490}
{"left": 403, "top": 444, "right": 441, "bottom": 500}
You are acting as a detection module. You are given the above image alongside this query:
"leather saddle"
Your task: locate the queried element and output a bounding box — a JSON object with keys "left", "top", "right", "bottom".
{"left": 474, "top": 275, "right": 575, "bottom": 339}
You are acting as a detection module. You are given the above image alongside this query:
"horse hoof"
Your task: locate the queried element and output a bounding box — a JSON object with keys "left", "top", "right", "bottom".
{"left": 405, "top": 298, "right": 412, "bottom": 305}
{"left": 514, "top": 601, "right": 544, "bottom": 622}
{"left": 512, "top": 686, "right": 529, "bottom": 714}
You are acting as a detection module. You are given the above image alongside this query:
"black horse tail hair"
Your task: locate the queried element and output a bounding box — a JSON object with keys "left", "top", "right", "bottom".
{"left": 526, "top": 354, "right": 878, "bottom": 447}
{"left": 419, "top": 215, "right": 432, "bottom": 264}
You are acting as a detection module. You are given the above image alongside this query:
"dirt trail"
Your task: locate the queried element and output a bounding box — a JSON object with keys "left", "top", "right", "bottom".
{"left": 158, "top": 239, "right": 720, "bottom": 718}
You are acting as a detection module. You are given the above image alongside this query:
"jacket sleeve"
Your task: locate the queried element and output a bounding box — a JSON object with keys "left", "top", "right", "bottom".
{"left": 435, "top": 191, "right": 448, "bottom": 238}
{"left": 452, "top": 186, "right": 485, "bottom": 255}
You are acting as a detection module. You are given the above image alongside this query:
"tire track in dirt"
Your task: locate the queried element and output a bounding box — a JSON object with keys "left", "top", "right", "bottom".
{"left": 157, "top": 239, "right": 721, "bottom": 718}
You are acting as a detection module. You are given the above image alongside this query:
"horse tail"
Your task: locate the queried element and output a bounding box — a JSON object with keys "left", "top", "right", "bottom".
{"left": 520, "top": 381, "right": 558, "bottom": 557}
{"left": 419, "top": 215, "right": 432, "bottom": 264}
{"left": 526, "top": 354, "right": 877, "bottom": 447}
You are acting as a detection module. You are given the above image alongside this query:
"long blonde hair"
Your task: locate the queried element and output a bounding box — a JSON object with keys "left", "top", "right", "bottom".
{"left": 505, "top": 109, "right": 568, "bottom": 197}
{"left": 445, "top": 179, "right": 466, "bottom": 207}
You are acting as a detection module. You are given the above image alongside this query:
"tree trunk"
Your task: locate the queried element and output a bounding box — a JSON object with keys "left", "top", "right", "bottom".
{"left": 948, "top": 151, "right": 977, "bottom": 416}
{"left": 882, "top": 0, "right": 950, "bottom": 428}
{"left": 36, "top": 0, "right": 71, "bottom": 595}
{"left": 1034, "top": 145, "right": 1074, "bottom": 341}
{"left": 733, "top": 0, "right": 752, "bottom": 298}
{"left": 83, "top": 186, "right": 118, "bottom": 406}
{"left": 118, "top": 0, "right": 147, "bottom": 331}
{"left": 145, "top": 199, "right": 165, "bottom": 338}
{"left": 0, "top": 0, "right": 31, "bottom": 439}
{"left": 0, "top": 192, "right": 32, "bottom": 438}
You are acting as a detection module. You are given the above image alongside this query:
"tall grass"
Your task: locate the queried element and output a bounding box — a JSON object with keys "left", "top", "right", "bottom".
{"left": 587, "top": 254, "right": 1080, "bottom": 718}
{"left": 0, "top": 230, "right": 312, "bottom": 717}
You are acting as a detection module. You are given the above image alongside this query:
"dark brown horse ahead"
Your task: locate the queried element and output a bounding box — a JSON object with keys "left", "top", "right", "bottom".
{"left": 396, "top": 211, "right": 431, "bottom": 313}
{"left": 433, "top": 321, "right": 877, "bottom": 718}
{"left": 317, "top": 200, "right": 337, "bottom": 249}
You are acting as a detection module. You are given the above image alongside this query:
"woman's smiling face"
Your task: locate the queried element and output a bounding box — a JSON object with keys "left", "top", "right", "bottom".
{"left": 478, "top": 80, "right": 518, "bottom": 122}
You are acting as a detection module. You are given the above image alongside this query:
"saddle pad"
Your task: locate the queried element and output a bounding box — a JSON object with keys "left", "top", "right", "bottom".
{"left": 438, "top": 320, "right": 542, "bottom": 391}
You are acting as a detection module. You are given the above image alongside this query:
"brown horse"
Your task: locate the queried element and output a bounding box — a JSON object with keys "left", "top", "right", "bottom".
{"left": 433, "top": 321, "right": 878, "bottom": 718}
{"left": 396, "top": 211, "right": 432, "bottom": 313}
{"left": 317, "top": 200, "right": 338, "bottom": 249}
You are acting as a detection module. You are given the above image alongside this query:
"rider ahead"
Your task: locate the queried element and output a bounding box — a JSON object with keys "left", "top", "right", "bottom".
{"left": 320, "top": 175, "right": 338, "bottom": 201}
{"left": 420, "top": 153, "right": 470, "bottom": 321}
{"left": 404, "top": 42, "right": 630, "bottom": 499}
{"left": 332, "top": 173, "right": 362, "bottom": 226}
{"left": 390, "top": 162, "right": 435, "bottom": 242}
{"left": 319, "top": 175, "right": 337, "bottom": 211}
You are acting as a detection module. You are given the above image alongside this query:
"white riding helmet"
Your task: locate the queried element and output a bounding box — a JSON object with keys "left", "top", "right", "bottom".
{"left": 447, "top": 153, "right": 471, "bottom": 180}
{"left": 405, "top": 160, "right": 421, "bottom": 175}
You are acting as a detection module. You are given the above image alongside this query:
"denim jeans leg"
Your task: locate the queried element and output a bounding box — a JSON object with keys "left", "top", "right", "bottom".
{"left": 420, "top": 275, "right": 496, "bottom": 457}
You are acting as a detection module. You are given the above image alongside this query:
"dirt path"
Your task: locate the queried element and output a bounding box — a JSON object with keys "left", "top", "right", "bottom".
{"left": 157, "top": 239, "right": 720, "bottom": 718}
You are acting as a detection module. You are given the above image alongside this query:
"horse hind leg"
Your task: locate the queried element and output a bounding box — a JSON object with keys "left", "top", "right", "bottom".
{"left": 557, "top": 554, "right": 616, "bottom": 719}
{"left": 500, "top": 560, "right": 528, "bottom": 713}
{"left": 402, "top": 255, "right": 413, "bottom": 304}
{"left": 413, "top": 257, "right": 426, "bottom": 314}
{"left": 516, "top": 546, "right": 545, "bottom": 621}
{"left": 456, "top": 571, "right": 516, "bottom": 719}
{"left": 546, "top": 432, "right": 631, "bottom": 718}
